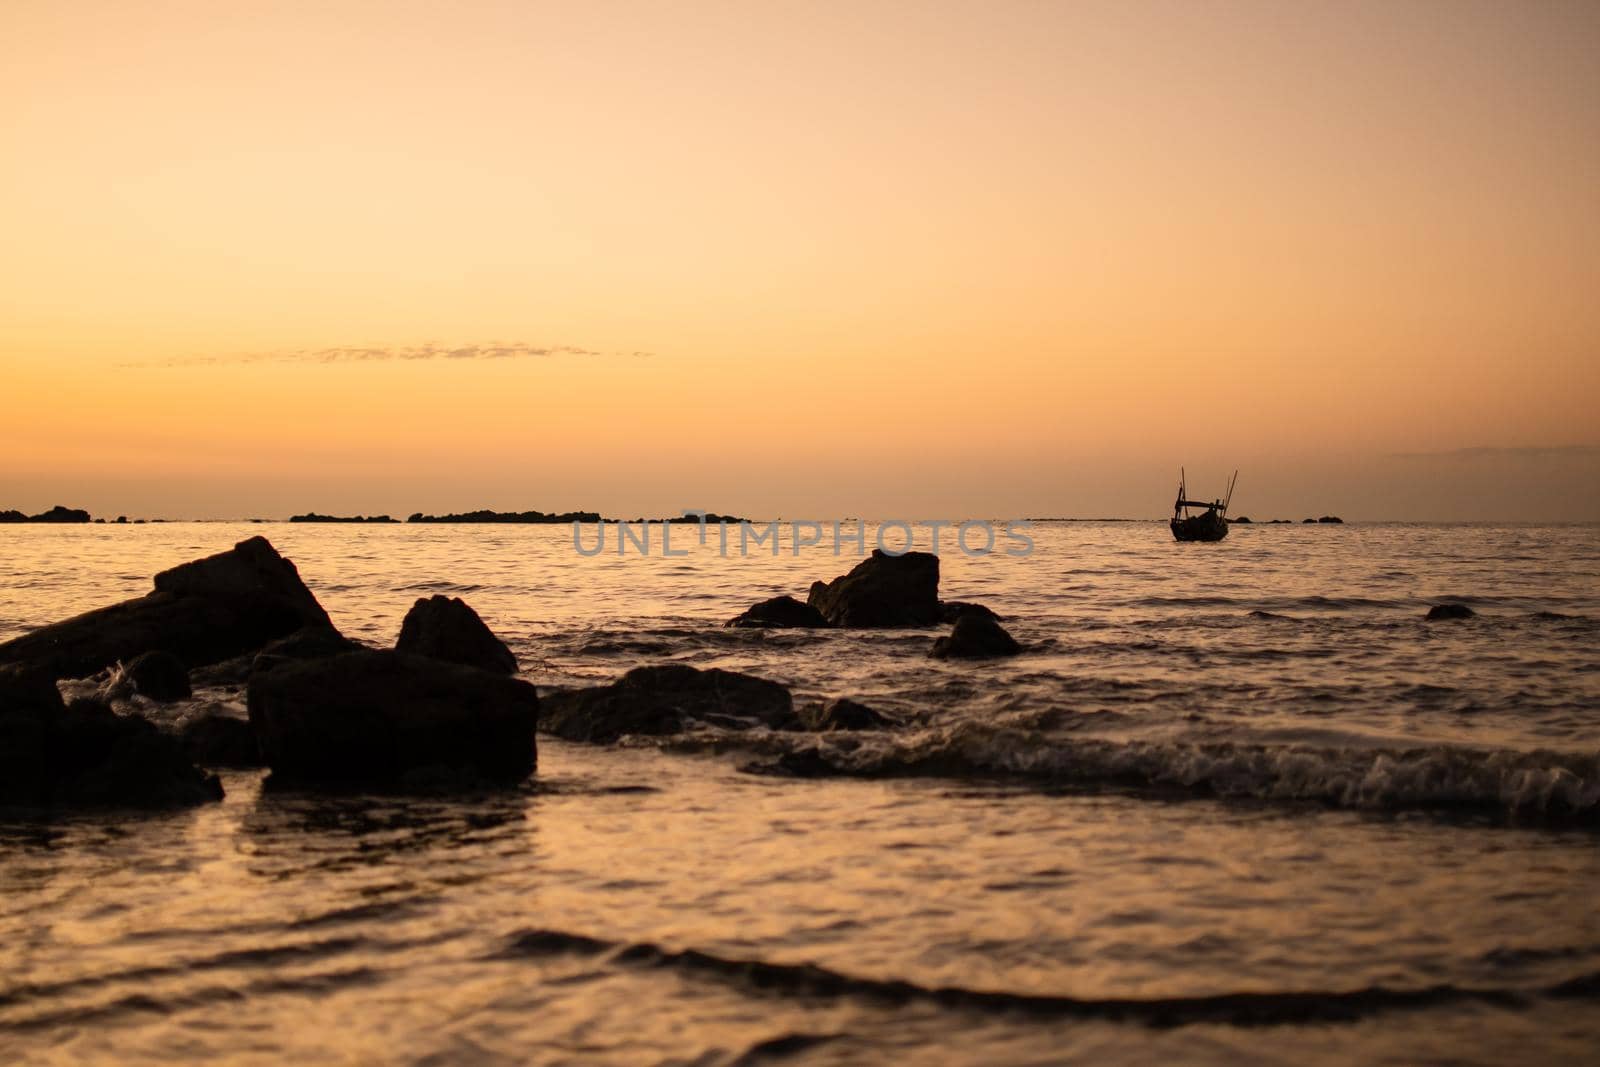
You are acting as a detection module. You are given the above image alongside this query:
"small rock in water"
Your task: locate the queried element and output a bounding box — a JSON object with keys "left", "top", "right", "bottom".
{"left": 248, "top": 650, "right": 538, "bottom": 788}
{"left": 1426, "top": 603, "right": 1475, "bottom": 621}
{"left": 541, "top": 664, "right": 795, "bottom": 742}
{"left": 395, "top": 595, "right": 518, "bottom": 674}
{"left": 807, "top": 550, "right": 941, "bottom": 628}
{"left": 726, "top": 595, "right": 830, "bottom": 629}
{"left": 180, "top": 712, "right": 261, "bottom": 767}
{"left": 802, "top": 698, "right": 893, "bottom": 731}
{"left": 938, "top": 600, "right": 1002, "bottom": 624}
{"left": 931, "top": 616, "right": 1022, "bottom": 659}
{"left": 125, "top": 650, "right": 191, "bottom": 702}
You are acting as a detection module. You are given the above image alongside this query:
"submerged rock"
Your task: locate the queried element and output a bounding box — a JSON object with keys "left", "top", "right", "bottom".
{"left": 802, "top": 697, "right": 893, "bottom": 731}
{"left": 541, "top": 664, "right": 795, "bottom": 742}
{"left": 179, "top": 712, "right": 261, "bottom": 767}
{"left": 0, "top": 536, "right": 335, "bottom": 682}
{"left": 931, "top": 616, "right": 1022, "bottom": 659}
{"left": 248, "top": 650, "right": 538, "bottom": 787}
{"left": 395, "top": 595, "right": 518, "bottom": 674}
{"left": 726, "top": 595, "right": 830, "bottom": 629}
{"left": 807, "top": 550, "right": 941, "bottom": 628}
{"left": 1426, "top": 603, "right": 1476, "bottom": 621}
{"left": 124, "top": 650, "right": 191, "bottom": 702}
{"left": 0, "top": 666, "right": 222, "bottom": 809}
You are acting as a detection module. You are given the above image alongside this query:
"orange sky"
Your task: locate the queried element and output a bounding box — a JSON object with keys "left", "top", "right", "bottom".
{"left": 3, "top": 0, "right": 1597, "bottom": 520}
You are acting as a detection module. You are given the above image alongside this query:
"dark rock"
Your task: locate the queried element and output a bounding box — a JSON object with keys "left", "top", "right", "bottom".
{"left": 802, "top": 697, "right": 892, "bottom": 731}
{"left": 180, "top": 712, "right": 261, "bottom": 767}
{"left": 0, "top": 509, "right": 26, "bottom": 523}
{"left": 125, "top": 650, "right": 191, "bottom": 702}
{"left": 938, "top": 600, "right": 1002, "bottom": 624}
{"left": 190, "top": 626, "right": 363, "bottom": 690}
{"left": 1425, "top": 603, "right": 1475, "bottom": 621}
{"left": 0, "top": 668, "right": 222, "bottom": 809}
{"left": 726, "top": 595, "right": 830, "bottom": 629}
{"left": 247, "top": 650, "right": 538, "bottom": 787}
{"left": 0, "top": 536, "right": 336, "bottom": 681}
{"left": 541, "top": 664, "right": 795, "bottom": 743}
{"left": 1229, "top": 516, "right": 1252, "bottom": 524}
{"left": 1318, "top": 516, "right": 1344, "bottom": 524}
{"left": 740, "top": 749, "right": 837, "bottom": 778}
{"left": 931, "top": 616, "right": 1022, "bottom": 659}
{"left": 1302, "top": 518, "right": 1317, "bottom": 524}
{"left": 408, "top": 509, "right": 602, "bottom": 524}
{"left": 289, "top": 513, "right": 400, "bottom": 523}
{"left": 806, "top": 550, "right": 941, "bottom": 628}
{"left": 395, "top": 596, "right": 518, "bottom": 674}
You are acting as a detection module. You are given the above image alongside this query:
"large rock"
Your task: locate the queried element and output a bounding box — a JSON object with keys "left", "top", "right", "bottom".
{"left": 931, "top": 616, "right": 1022, "bottom": 659}
{"left": 1425, "top": 603, "right": 1475, "bottom": 621}
{"left": 938, "top": 600, "right": 1002, "bottom": 625}
{"left": 190, "top": 626, "right": 364, "bottom": 690}
{"left": 541, "top": 664, "right": 795, "bottom": 742}
{"left": 395, "top": 595, "right": 518, "bottom": 674}
{"left": 806, "top": 550, "right": 941, "bottom": 628}
{"left": 0, "top": 666, "right": 222, "bottom": 809}
{"left": 0, "top": 537, "right": 335, "bottom": 681}
{"left": 247, "top": 650, "right": 538, "bottom": 787}
{"left": 726, "top": 595, "right": 830, "bottom": 629}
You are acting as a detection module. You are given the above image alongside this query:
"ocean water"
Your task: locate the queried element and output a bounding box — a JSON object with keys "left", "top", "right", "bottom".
{"left": 1, "top": 521, "right": 1597, "bottom": 1064}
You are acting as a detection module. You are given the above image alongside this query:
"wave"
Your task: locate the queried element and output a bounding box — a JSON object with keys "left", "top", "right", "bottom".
{"left": 492, "top": 927, "right": 1599, "bottom": 1027}
{"left": 687, "top": 726, "right": 1600, "bottom": 821}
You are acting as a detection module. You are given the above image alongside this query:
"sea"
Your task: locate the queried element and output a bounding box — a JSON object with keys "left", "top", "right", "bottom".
{"left": 1, "top": 520, "right": 1597, "bottom": 1065}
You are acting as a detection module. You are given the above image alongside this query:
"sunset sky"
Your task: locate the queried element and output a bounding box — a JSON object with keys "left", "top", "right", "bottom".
{"left": 3, "top": 0, "right": 1596, "bottom": 520}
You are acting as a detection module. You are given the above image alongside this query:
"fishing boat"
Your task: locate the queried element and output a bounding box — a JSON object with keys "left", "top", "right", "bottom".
{"left": 1171, "top": 469, "right": 1237, "bottom": 542}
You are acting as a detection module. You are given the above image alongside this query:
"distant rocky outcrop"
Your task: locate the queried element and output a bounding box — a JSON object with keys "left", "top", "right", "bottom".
{"left": 1230, "top": 516, "right": 1252, "bottom": 523}
{"left": 0, "top": 505, "right": 92, "bottom": 523}
{"left": 0, "top": 536, "right": 335, "bottom": 681}
{"left": 1425, "top": 603, "right": 1476, "bottom": 621}
{"left": 726, "top": 595, "right": 830, "bottom": 629}
{"left": 1317, "top": 516, "right": 1344, "bottom": 524}
{"left": 807, "top": 550, "right": 942, "bottom": 628}
{"left": 801, "top": 697, "right": 893, "bottom": 731}
{"left": 407, "top": 509, "right": 601, "bottom": 524}
{"left": 290, "top": 513, "right": 399, "bottom": 523}
{"left": 248, "top": 650, "right": 538, "bottom": 787}
{"left": 931, "top": 616, "right": 1022, "bottom": 659}
{"left": 395, "top": 595, "right": 518, "bottom": 674}
{"left": 541, "top": 664, "right": 795, "bottom": 742}
{"left": 0, "top": 666, "right": 222, "bottom": 809}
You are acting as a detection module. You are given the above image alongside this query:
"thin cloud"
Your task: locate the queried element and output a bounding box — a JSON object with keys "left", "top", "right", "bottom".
{"left": 1389, "top": 445, "right": 1600, "bottom": 461}
{"left": 124, "top": 342, "right": 653, "bottom": 368}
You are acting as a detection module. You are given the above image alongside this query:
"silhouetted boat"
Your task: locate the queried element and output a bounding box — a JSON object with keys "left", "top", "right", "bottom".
{"left": 1171, "top": 469, "right": 1237, "bottom": 542}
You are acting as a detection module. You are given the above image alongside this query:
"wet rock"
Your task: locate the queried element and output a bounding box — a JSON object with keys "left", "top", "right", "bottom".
{"left": 931, "top": 616, "right": 1022, "bottom": 659}
{"left": 726, "top": 595, "right": 830, "bottom": 629}
{"left": 247, "top": 650, "right": 538, "bottom": 787}
{"left": 807, "top": 550, "right": 941, "bottom": 628}
{"left": 395, "top": 595, "right": 518, "bottom": 674}
{"left": 937, "top": 600, "right": 1002, "bottom": 624}
{"left": 0, "top": 667, "right": 222, "bottom": 809}
{"left": 180, "top": 712, "right": 261, "bottom": 767}
{"left": 125, "top": 650, "right": 191, "bottom": 702}
{"left": 0, "top": 536, "right": 336, "bottom": 682}
{"left": 802, "top": 697, "right": 892, "bottom": 731}
{"left": 1426, "top": 603, "right": 1475, "bottom": 621}
{"left": 541, "top": 664, "right": 795, "bottom": 743}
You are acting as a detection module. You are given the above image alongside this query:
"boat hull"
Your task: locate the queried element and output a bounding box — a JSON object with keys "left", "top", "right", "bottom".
{"left": 1171, "top": 513, "right": 1229, "bottom": 542}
